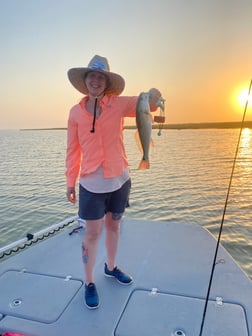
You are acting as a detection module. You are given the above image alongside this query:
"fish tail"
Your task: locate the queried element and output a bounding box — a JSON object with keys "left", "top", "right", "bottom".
{"left": 138, "top": 159, "right": 150, "bottom": 170}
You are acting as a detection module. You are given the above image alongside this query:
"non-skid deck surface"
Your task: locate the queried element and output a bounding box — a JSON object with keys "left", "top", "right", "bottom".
{"left": 0, "top": 219, "right": 251, "bottom": 335}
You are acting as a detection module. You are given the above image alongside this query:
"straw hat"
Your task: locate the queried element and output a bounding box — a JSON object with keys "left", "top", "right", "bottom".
{"left": 67, "top": 55, "right": 125, "bottom": 96}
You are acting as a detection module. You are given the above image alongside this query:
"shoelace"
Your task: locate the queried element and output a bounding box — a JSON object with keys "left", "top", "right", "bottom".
{"left": 86, "top": 284, "right": 96, "bottom": 295}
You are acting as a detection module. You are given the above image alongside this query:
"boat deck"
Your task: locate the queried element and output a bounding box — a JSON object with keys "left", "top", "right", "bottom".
{"left": 0, "top": 218, "right": 251, "bottom": 335}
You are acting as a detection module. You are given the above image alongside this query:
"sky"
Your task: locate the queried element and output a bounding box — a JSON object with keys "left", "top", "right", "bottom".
{"left": 0, "top": 0, "right": 252, "bottom": 130}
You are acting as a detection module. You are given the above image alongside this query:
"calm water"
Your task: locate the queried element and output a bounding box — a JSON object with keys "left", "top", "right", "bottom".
{"left": 0, "top": 128, "right": 251, "bottom": 278}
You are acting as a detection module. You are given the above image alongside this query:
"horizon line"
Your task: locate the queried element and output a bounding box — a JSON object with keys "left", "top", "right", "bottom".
{"left": 17, "top": 120, "right": 252, "bottom": 131}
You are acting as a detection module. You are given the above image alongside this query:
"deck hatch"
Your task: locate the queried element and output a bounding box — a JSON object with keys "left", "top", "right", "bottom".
{"left": 0, "top": 270, "right": 82, "bottom": 323}
{"left": 115, "top": 289, "right": 248, "bottom": 336}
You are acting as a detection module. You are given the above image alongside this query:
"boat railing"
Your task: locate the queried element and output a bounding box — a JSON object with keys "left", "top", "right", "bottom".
{"left": 0, "top": 215, "right": 81, "bottom": 260}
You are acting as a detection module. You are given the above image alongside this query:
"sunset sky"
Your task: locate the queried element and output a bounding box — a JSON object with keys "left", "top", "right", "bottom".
{"left": 0, "top": 0, "right": 252, "bottom": 130}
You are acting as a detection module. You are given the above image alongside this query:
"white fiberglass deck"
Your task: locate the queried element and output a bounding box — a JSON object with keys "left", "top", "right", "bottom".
{"left": 0, "top": 218, "right": 251, "bottom": 336}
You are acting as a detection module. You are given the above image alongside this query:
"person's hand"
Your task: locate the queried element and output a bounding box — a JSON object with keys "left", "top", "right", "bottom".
{"left": 148, "top": 88, "right": 162, "bottom": 111}
{"left": 66, "top": 186, "right": 76, "bottom": 204}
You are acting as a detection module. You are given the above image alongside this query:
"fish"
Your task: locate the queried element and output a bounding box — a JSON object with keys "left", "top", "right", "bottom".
{"left": 136, "top": 92, "right": 153, "bottom": 169}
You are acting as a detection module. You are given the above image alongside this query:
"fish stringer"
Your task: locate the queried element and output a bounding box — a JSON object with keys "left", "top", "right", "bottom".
{"left": 154, "top": 97, "right": 166, "bottom": 136}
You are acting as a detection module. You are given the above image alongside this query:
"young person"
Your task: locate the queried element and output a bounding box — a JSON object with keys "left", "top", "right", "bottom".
{"left": 66, "top": 55, "right": 161, "bottom": 309}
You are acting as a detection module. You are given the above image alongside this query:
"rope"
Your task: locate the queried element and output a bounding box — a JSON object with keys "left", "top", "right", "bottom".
{"left": 199, "top": 78, "right": 252, "bottom": 336}
{"left": 157, "top": 121, "right": 165, "bottom": 136}
{"left": 155, "top": 97, "right": 166, "bottom": 136}
{"left": 0, "top": 216, "right": 78, "bottom": 260}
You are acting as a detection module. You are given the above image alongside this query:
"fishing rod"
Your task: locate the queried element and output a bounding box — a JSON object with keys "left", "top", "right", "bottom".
{"left": 199, "top": 78, "right": 252, "bottom": 336}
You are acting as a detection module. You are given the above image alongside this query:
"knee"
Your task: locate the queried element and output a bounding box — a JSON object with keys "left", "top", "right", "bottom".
{"left": 85, "top": 227, "right": 102, "bottom": 243}
{"left": 106, "top": 221, "right": 120, "bottom": 234}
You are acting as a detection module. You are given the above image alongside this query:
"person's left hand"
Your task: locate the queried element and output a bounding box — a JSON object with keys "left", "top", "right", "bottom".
{"left": 148, "top": 88, "right": 162, "bottom": 111}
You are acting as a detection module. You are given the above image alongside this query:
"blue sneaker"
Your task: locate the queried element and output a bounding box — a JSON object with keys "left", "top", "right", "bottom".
{"left": 104, "top": 263, "right": 133, "bottom": 285}
{"left": 84, "top": 283, "right": 99, "bottom": 309}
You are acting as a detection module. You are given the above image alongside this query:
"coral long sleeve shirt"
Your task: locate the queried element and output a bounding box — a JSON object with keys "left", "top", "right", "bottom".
{"left": 65, "top": 95, "right": 138, "bottom": 188}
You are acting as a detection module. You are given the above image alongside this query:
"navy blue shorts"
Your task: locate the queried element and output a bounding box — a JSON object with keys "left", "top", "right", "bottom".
{"left": 78, "top": 179, "right": 131, "bottom": 220}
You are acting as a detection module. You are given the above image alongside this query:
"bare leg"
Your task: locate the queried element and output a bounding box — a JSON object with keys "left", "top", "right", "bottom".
{"left": 82, "top": 219, "right": 103, "bottom": 284}
{"left": 105, "top": 212, "right": 121, "bottom": 270}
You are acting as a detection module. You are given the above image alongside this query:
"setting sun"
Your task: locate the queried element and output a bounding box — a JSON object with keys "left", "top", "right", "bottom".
{"left": 238, "top": 88, "right": 252, "bottom": 107}
{"left": 230, "top": 81, "right": 252, "bottom": 118}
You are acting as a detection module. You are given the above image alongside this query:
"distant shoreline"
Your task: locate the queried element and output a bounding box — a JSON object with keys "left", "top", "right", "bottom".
{"left": 20, "top": 121, "right": 252, "bottom": 131}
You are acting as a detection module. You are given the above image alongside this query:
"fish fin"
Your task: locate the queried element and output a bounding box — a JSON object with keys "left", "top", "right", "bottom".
{"left": 138, "top": 159, "right": 150, "bottom": 170}
{"left": 147, "top": 113, "right": 154, "bottom": 123}
{"left": 135, "top": 130, "right": 143, "bottom": 153}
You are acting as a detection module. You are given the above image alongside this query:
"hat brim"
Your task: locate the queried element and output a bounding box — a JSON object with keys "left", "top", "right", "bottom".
{"left": 67, "top": 67, "right": 125, "bottom": 96}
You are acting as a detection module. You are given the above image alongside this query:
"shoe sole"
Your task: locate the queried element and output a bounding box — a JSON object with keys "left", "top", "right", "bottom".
{"left": 104, "top": 273, "right": 133, "bottom": 285}
{"left": 84, "top": 301, "right": 100, "bottom": 309}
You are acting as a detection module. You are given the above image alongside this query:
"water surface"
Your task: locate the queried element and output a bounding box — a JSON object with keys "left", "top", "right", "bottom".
{"left": 0, "top": 129, "right": 251, "bottom": 278}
